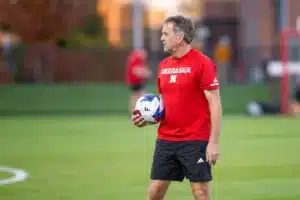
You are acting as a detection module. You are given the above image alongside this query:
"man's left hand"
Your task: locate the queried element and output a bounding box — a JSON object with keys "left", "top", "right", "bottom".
{"left": 206, "top": 142, "right": 220, "bottom": 165}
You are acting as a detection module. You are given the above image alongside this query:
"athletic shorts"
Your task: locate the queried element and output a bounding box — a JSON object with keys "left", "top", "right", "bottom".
{"left": 295, "top": 87, "right": 300, "bottom": 102}
{"left": 129, "top": 83, "right": 145, "bottom": 92}
{"left": 150, "top": 139, "right": 212, "bottom": 183}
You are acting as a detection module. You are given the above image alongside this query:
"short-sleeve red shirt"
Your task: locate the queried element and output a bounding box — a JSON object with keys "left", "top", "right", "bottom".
{"left": 125, "top": 50, "right": 146, "bottom": 85}
{"left": 157, "top": 48, "right": 219, "bottom": 141}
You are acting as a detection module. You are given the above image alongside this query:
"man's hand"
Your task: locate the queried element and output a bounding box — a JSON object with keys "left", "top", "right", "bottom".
{"left": 206, "top": 142, "right": 220, "bottom": 165}
{"left": 131, "top": 110, "right": 147, "bottom": 128}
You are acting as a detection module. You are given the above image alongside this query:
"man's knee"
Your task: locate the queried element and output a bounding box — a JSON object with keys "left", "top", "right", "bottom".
{"left": 147, "top": 180, "right": 170, "bottom": 200}
{"left": 191, "top": 182, "right": 211, "bottom": 200}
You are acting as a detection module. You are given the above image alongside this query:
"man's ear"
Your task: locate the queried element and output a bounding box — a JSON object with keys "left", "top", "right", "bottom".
{"left": 177, "top": 33, "right": 184, "bottom": 43}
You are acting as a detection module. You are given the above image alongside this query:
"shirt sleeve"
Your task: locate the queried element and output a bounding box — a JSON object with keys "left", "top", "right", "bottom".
{"left": 198, "top": 59, "right": 220, "bottom": 90}
{"left": 132, "top": 57, "right": 143, "bottom": 68}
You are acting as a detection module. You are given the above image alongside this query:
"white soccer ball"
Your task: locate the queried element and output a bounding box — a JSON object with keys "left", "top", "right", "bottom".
{"left": 247, "top": 101, "right": 263, "bottom": 116}
{"left": 135, "top": 94, "right": 165, "bottom": 123}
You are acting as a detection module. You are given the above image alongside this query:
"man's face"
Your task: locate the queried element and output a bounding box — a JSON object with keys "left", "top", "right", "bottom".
{"left": 161, "top": 22, "right": 183, "bottom": 53}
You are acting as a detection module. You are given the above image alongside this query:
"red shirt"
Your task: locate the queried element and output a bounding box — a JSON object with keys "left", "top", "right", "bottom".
{"left": 157, "top": 49, "right": 219, "bottom": 141}
{"left": 125, "top": 50, "right": 146, "bottom": 85}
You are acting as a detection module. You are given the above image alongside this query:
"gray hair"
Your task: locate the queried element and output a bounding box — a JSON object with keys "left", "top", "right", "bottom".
{"left": 164, "top": 15, "right": 195, "bottom": 44}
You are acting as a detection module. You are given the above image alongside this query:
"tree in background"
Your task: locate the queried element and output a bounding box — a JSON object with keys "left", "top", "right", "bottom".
{"left": 0, "top": 0, "right": 89, "bottom": 44}
{"left": 0, "top": 0, "right": 111, "bottom": 83}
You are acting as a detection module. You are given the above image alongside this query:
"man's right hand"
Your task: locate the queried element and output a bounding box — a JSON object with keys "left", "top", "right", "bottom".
{"left": 131, "top": 110, "right": 147, "bottom": 128}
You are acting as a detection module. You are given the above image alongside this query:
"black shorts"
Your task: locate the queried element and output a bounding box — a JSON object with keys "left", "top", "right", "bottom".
{"left": 129, "top": 84, "right": 145, "bottom": 92}
{"left": 295, "top": 86, "right": 300, "bottom": 102}
{"left": 151, "top": 139, "right": 212, "bottom": 183}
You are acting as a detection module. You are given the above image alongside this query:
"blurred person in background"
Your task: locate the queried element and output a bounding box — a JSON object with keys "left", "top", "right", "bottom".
{"left": 247, "top": 82, "right": 300, "bottom": 117}
{"left": 289, "top": 80, "right": 300, "bottom": 116}
{"left": 125, "top": 48, "right": 152, "bottom": 112}
{"left": 0, "top": 24, "right": 19, "bottom": 73}
{"left": 213, "top": 35, "right": 232, "bottom": 84}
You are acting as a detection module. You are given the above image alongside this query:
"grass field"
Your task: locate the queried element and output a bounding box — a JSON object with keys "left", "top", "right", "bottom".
{"left": 1, "top": 115, "right": 299, "bottom": 200}
{"left": 0, "top": 84, "right": 270, "bottom": 114}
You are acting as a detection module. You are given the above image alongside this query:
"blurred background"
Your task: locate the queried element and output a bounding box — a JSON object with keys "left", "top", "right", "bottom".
{"left": 0, "top": 0, "right": 299, "bottom": 114}
{"left": 0, "top": 1, "right": 300, "bottom": 200}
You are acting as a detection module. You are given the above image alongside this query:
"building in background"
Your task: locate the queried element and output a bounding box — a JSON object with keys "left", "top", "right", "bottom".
{"left": 97, "top": 0, "right": 300, "bottom": 83}
{"left": 97, "top": 0, "right": 204, "bottom": 48}
{"left": 1, "top": 0, "right": 298, "bottom": 84}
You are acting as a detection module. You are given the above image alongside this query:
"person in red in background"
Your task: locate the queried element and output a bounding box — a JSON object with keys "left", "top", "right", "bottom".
{"left": 125, "top": 48, "right": 152, "bottom": 111}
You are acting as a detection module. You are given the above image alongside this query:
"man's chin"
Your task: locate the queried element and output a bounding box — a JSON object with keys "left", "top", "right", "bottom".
{"left": 163, "top": 48, "right": 171, "bottom": 53}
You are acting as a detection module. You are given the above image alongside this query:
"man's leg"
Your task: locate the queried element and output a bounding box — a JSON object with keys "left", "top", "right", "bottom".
{"left": 149, "top": 140, "right": 184, "bottom": 200}
{"left": 190, "top": 182, "right": 211, "bottom": 200}
{"left": 176, "top": 141, "right": 212, "bottom": 200}
{"left": 129, "top": 84, "right": 147, "bottom": 111}
{"left": 130, "top": 90, "right": 146, "bottom": 111}
{"left": 147, "top": 180, "right": 170, "bottom": 200}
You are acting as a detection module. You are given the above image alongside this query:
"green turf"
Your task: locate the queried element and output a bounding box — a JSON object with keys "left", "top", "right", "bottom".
{"left": 0, "top": 172, "right": 11, "bottom": 179}
{"left": 0, "top": 115, "right": 299, "bottom": 200}
{"left": 0, "top": 83, "right": 270, "bottom": 114}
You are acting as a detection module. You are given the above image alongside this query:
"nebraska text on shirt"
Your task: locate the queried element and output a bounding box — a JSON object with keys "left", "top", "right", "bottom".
{"left": 161, "top": 67, "right": 191, "bottom": 75}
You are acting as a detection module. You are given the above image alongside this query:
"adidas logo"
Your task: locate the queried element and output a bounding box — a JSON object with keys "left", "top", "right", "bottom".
{"left": 210, "top": 77, "right": 219, "bottom": 86}
{"left": 197, "top": 158, "right": 204, "bottom": 163}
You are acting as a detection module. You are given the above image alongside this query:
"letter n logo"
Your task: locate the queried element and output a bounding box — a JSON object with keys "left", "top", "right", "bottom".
{"left": 169, "top": 75, "right": 177, "bottom": 83}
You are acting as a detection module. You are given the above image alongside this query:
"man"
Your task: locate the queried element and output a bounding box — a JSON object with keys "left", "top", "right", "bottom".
{"left": 125, "top": 48, "right": 152, "bottom": 111}
{"left": 131, "top": 15, "right": 222, "bottom": 200}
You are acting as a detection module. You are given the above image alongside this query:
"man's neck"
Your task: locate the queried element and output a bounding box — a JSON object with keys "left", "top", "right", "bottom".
{"left": 172, "top": 45, "right": 192, "bottom": 59}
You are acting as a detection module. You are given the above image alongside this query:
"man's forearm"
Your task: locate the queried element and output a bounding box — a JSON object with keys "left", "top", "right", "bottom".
{"left": 209, "top": 99, "right": 222, "bottom": 144}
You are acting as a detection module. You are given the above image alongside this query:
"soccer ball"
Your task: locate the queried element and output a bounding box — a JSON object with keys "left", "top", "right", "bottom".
{"left": 247, "top": 101, "right": 263, "bottom": 116}
{"left": 135, "top": 94, "right": 165, "bottom": 123}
